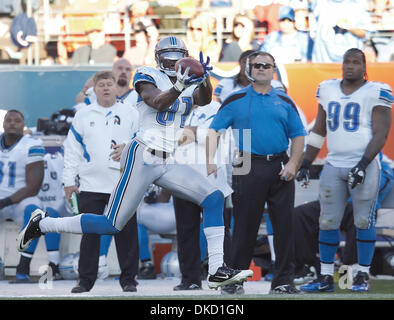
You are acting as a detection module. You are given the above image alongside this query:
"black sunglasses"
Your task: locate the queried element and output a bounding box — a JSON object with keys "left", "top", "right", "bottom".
{"left": 234, "top": 22, "right": 245, "bottom": 28}
{"left": 251, "top": 62, "right": 274, "bottom": 70}
{"left": 189, "top": 27, "right": 202, "bottom": 31}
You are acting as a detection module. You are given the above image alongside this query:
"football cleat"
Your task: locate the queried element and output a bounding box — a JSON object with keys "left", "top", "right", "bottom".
{"left": 207, "top": 264, "right": 253, "bottom": 290}
{"left": 137, "top": 260, "right": 157, "bottom": 280}
{"left": 269, "top": 284, "right": 301, "bottom": 294}
{"left": 300, "top": 274, "right": 334, "bottom": 292}
{"left": 173, "top": 282, "right": 201, "bottom": 291}
{"left": 351, "top": 271, "right": 370, "bottom": 292}
{"left": 294, "top": 265, "right": 318, "bottom": 285}
{"left": 17, "top": 209, "right": 46, "bottom": 252}
{"left": 220, "top": 283, "right": 245, "bottom": 295}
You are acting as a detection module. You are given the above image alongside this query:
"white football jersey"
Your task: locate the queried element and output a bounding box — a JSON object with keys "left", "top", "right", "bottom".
{"left": 317, "top": 79, "right": 393, "bottom": 167}
{"left": 38, "top": 152, "right": 66, "bottom": 212}
{"left": 133, "top": 66, "right": 197, "bottom": 153}
{"left": 0, "top": 134, "right": 45, "bottom": 197}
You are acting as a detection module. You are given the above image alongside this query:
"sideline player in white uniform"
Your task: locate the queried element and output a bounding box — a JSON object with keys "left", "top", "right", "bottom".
{"left": 0, "top": 110, "right": 49, "bottom": 283}
{"left": 19, "top": 36, "right": 253, "bottom": 289}
{"left": 296, "top": 48, "right": 393, "bottom": 292}
{"left": 37, "top": 151, "right": 70, "bottom": 280}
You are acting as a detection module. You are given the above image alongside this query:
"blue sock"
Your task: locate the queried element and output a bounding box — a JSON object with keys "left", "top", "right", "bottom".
{"left": 23, "top": 204, "right": 41, "bottom": 254}
{"left": 319, "top": 229, "right": 340, "bottom": 264}
{"left": 138, "top": 224, "right": 151, "bottom": 261}
{"left": 99, "top": 235, "right": 113, "bottom": 256}
{"left": 356, "top": 227, "right": 376, "bottom": 267}
{"left": 199, "top": 222, "right": 207, "bottom": 262}
{"left": 44, "top": 208, "right": 61, "bottom": 251}
{"left": 263, "top": 213, "right": 273, "bottom": 235}
{"left": 80, "top": 214, "right": 119, "bottom": 234}
{"left": 200, "top": 190, "right": 224, "bottom": 228}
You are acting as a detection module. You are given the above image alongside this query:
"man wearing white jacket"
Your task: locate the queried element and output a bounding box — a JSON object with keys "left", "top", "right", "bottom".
{"left": 62, "top": 71, "right": 140, "bottom": 293}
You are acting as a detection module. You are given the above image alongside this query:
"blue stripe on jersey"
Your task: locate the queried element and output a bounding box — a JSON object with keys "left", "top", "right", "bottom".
{"left": 205, "top": 114, "right": 216, "bottom": 122}
{"left": 107, "top": 140, "right": 138, "bottom": 224}
{"left": 132, "top": 73, "right": 156, "bottom": 87}
{"left": 379, "top": 89, "right": 394, "bottom": 103}
{"left": 28, "top": 146, "right": 45, "bottom": 157}
{"left": 70, "top": 125, "right": 90, "bottom": 162}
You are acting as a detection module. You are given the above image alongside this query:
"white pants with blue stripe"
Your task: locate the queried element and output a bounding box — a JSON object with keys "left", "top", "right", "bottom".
{"left": 105, "top": 138, "right": 218, "bottom": 231}
{"left": 318, "top": 159, "right": 380, "bottom": 230}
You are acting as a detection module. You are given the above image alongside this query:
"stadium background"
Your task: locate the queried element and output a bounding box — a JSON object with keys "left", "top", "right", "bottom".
{"left": 0, "top": 61, "right": 393, "bottom": 159}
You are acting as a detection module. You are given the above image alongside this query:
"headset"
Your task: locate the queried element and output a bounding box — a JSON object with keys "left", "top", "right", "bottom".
{"left": 245, "top": 51, "right": 277, "bottom": 83}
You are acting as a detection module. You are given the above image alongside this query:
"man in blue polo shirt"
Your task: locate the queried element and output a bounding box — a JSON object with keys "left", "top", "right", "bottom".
{"left": 206, "top": 51, "right": 306, "bottom": 294}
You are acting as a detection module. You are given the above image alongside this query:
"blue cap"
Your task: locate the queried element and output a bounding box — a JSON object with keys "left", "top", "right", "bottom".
{"left": 279, "top": 6, "right": 295, "bottom": 21}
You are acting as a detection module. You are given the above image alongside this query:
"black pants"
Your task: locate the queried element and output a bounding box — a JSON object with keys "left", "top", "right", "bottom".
{"left": 78, "top": 191, "right": 139, "bottom": 290}
{"left": 231, "top": 156, "right": 295, "bottom": 288}
{"left": 172, "top": 196, "right": 232, "bottom": 285}
{"left": 293, "top": 200, "right": 357, "bottom": 274}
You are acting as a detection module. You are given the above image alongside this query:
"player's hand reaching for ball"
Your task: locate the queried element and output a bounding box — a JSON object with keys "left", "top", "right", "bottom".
{"left": 174, "top": 64, "right": 203, "bottom": 92}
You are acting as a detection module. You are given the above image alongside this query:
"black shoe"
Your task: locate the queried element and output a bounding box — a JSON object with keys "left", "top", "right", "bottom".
{"left": 42, "top": 262, "right": 63, "bottom": 281}
{"left": 173, "top": 282, "right": 202, "bottom": 291}
{"left": 294, "top": 265, "right": 318, "bottom": 285}
{"left": 122, "top": 283, "right": 137, "bottom": 292}
{"left": 300, "top": 274, "right": 334, "bottom": 292}
{"left": 17, "top": 209, "right": 46, "bottom": 252}
{"left": 71, "top": 282, "right": 90, "bottom": 293}
{"left": 207, "top": 264, "right": 253, "bottom": 290}
{"left": 137, "top": 260, "right": 156, "bottom": 279}
{"left": 269, "top": 284, "right": 301, "bottom": 294}
{"left": 220, "top": 283, "right": 245, "bottom": 295}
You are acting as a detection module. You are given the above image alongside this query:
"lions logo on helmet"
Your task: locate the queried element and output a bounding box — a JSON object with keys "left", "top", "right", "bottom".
{"left": 155, "top": 36, "right": 188, "bottom": 77}
{"left": 160, "top": 251, "right": 181, "bottom": 278}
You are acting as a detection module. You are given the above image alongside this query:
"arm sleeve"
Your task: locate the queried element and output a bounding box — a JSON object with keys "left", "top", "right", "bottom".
{"left": 62, "top": 115, "right": 85, "bottom": 187}
{"left": 287, "top": 104, "right": 307, "bottom": 138}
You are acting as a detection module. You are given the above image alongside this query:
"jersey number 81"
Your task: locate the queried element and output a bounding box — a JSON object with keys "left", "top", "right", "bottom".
{"left": 156, "top": 97, "right": 192, "bottom": 128}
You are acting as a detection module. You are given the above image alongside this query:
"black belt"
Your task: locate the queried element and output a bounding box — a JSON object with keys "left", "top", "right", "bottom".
{"left": 147, "top": 148, "right": 170, "bottom": 159}
{"left": 241, "top": 151, "right": 287, "bottom": 161}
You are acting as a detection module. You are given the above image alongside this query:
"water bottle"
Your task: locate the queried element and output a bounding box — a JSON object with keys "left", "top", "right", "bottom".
{"left": 70, "top": 192, "right": 80, "bottom": 215}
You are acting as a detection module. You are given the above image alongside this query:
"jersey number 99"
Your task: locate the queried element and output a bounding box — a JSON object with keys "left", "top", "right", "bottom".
{"left": 327, "top": 101, "right": 360, "bottom": 132}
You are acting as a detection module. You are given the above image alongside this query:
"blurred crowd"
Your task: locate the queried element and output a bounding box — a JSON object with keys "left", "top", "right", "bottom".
{"left": 0, "top": 0, "right": 394, "bottom": 66}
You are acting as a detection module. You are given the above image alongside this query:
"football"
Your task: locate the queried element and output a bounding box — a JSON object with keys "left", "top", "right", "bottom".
{"left": 175, "top": 57, "right": 204, "bottom": 78}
